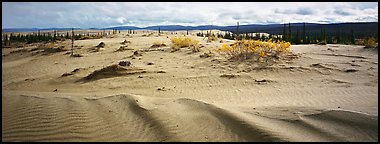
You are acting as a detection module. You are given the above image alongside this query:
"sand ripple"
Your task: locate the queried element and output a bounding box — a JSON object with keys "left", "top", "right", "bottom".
{"left": 2, "top": 93, "right": 377, "bottom": 142}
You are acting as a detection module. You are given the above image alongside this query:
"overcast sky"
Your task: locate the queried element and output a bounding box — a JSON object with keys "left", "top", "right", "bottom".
{"left": 2, "top": 2, "right": 378, "bottom": 28}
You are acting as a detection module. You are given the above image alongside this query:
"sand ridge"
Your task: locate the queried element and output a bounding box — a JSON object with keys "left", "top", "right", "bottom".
{"left": 2, "top": 92, "right": 377, "bottom": 142}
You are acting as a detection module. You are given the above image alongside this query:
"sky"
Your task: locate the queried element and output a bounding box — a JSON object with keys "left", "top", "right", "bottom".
{"left": 2, "top": 2, "right": 378, "bottom": 28}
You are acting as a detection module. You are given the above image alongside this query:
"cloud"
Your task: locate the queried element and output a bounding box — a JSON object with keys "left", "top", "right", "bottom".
{"left": 355, "top": 16, "right": 378, "bottom": 22}
{"left": 275, "top": 7, "right": 315, "bottom": 15}
{"left": 2, "top": 2, "right": 378, "bottom": 28}
{"left": 334, "top": 9, "right": 353, "bottom": 16}
{"left": 296, "top": 8, "right": 315, "bottom": 15}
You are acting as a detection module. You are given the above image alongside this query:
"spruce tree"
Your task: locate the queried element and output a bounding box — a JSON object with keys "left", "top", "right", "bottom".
{"left": 282, "top": 23, "right": 287, "bottom": 41}
{"left": 66, "top": 32, "right": 69, "bottom": 39}
{"left": 288, "top": 22, "right": 292, "bottom": 43}
{"left": 302, "top": 22, "right": 306, "bottom": 44}
{"left": 53, "top": 30, "right": 57, "bottom": 41}
{"left": 257, "top": 33, "right": 261, "bottom": 40}
{"left": 9, "top": 33, "right": 13, "bottom": 44}
{"left": 323, "top": 29, "right": 327, "bottom": 42}
{"left": 71, "top": 28, "right": 74, "bottom": 56}
{"left": 4, "top": 34, "right": 8, "bottom": 46}
{"left": 17, "top": 33, "right": 21, "bottom": 42}
{"left": 296, "top": 29, "right": 300, "bottom": 44}
{"left": 350, "top": 29, "right": 355, "bottom": 44}
{"left": 236, "top": 22, "right": 240, "bottom": 40}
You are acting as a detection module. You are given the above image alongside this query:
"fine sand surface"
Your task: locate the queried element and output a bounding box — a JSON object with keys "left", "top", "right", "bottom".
{"left": 2, "top": 30, "right": 378, "bottom": 142}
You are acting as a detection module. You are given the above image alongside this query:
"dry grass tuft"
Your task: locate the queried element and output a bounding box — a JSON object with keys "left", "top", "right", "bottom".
{"left": 170, "top": 37, "right": 200, "bottom": 52}
{"left": 116, "top": 45, "right": 133, "bottom": 52}
{"left": 121, "top": 40, "right": 131, "bottom": 45}
{"left": 151, "top": 41, "right": 167, "bottom": 48}
{"left": 207, "top": 35, "right": 218, "bottom": 43}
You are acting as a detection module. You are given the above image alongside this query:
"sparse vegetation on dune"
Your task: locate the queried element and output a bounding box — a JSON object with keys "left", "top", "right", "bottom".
{"left": 364, "top": 37, "right": 377, "bottom": 48}
{"left": 170, "top": 37, "right": 200, "bottom": 52}
{"left": 70, "top": 53, "right": 83, "bottom": 57}
{"left": 216, "top": 39, "right": 291, "bottom": 62}
{"left": 96, "top": 42, "right": 105, "bottom": 48}
{"left": 199, "top": 50, "right": 214, "bottom": 58}
{"left": 151, "top": 41, "right": 167, "bottom": 48}
{"left": 121, "top": 40, "right": 131, "bottom": 45}
{"left": 116, "top": 45, "right": 133, "bottom": 52}
{"left": 80, "top": 63, "right": 146, "bottom": 81}
{"left": 207, "top": 35, "right": 219, "bottom": 43}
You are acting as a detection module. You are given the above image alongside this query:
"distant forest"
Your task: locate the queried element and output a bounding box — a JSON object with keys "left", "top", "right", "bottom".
{"left": 236, "top": 22, "right": 378, "bottom": 45}
{"left": 2, "top": 29, "right": 120, "bottom": 47}
{"left": 199, "top": 22, "right": 378, "bottom": 45}
{"left": 2, "top": 22, "right": 378, "bottom": 47}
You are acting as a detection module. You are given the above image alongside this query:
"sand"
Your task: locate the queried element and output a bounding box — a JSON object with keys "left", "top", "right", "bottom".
{"left": 2, "top": 30, "right": 378, "bottom": 142}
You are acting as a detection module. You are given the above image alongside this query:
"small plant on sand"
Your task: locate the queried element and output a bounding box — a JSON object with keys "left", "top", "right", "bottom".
{"left": 116, "top": 45, "right": 132, "bottom": 52}
{"left": 364, "top": 37, "right": 377, "bottom": 48}
{"left": 121, "top": 40, "right": 131, "bottom": 45}
{"left": 200, "top": 50, "right": 214, "bottom": 58}
{"left": 170, "top": 37, "right": 200, "bottom": 52}
{"left": 97, "top": 42, "right": 105, "bottom": 48}
{"left": 71, "top": 53, "right": 83, "bottom": 57}
{"left": 151, "top": 41, "right": 167, "bottom": 48}
{"left": 216, "top": 39, "right": 291, "bottom": 61}
{"left": 317, "top": 40, "right": 327, "bottom": 45}
{"left": 207, "top": 35, "right": 218, "bottom": 43}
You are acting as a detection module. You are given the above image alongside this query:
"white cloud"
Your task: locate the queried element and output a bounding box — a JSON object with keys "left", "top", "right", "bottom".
{"left": 2, "top": 2, "right": 378, "bottom": 28}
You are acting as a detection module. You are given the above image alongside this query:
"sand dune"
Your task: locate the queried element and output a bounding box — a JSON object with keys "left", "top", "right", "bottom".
{"left": 2, "top": 31, "right": 378, "bottom": 141}
{"left": 2, "top": 92, "right": 377, "bottom": 142}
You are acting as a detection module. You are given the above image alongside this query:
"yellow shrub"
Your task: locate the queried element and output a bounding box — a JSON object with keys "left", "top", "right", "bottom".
{"left": 207, "top": 35, "right": 218, "bottom": 42}
{"left": 259, "top": 50, "right": 265, "bottom": 57}
{"left": 170, "top": 37, "right": 200, "bottom": 52}
{"left": 364, "top": 37, "right": 377, "bottom": 48}
{"left": 216, "top": 39, "right": 291, "bottom": 61}
{"left": 218, "top": 44, "right": 233, "bottom": 52}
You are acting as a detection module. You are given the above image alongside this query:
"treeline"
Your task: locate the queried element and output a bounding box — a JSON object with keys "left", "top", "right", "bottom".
{"left": 196, "top": 30, "right": 282, "bottom": 41}
{"left": 2, "top": 29, "right": 120, "bottom": 46}
{"left": 206, "top": 22, "right": 378, "bottom": 45}
{"left": 281, "top": 22, "right": 368, "bottom": 45}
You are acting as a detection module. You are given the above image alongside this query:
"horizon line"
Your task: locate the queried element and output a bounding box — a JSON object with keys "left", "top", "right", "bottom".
{"left": 2, "top": 21, "right": 378, "bottom": 30}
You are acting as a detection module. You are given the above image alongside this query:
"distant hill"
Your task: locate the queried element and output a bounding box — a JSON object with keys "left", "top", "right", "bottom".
{"left": 2, "top": 28, "right": 40, "bottom": 32}
{"left": 3, "top": 22, "right": 378, "bottom": 36}
{"left": 2, "top": 28, "right": 80, "bottom": 32}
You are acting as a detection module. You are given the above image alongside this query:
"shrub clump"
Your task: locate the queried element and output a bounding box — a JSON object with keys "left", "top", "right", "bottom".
{"left": 170, "top": 37, "right": 200, "bottom": 52}
{"left": 96, "top": 42, "right": 105, "bottom": 48}
{"left": 151, "top": 41, "right": 167, "bottom": 48}
{"left": 200, "top": 51, "right": 214, "bottom": 58}
{"left": 215, "top": 39, "right": 291, "bottom": 61}
{"left": 364, "top": 37, "right": 377, "bottom": 48}
{"left": 207, "top": 35, "right": 218, "bottom": 43}
{"left": 317, "top": 41, "right": 327, "bottom": 45}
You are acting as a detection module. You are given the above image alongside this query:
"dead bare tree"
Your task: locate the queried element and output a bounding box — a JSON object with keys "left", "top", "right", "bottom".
{"left": 71, "top": 28, "right": 74, "bottom": 56}
{"left": 236, "top": 22, "right": 240, "bottom": 40}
